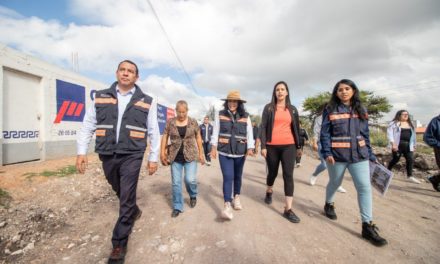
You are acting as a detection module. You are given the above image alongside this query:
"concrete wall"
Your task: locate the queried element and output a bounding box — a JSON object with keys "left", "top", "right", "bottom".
{"left": 0, "top": 45, "right": 106, "bottom": 165}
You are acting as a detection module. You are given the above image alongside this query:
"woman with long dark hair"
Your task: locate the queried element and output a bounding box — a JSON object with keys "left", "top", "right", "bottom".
{"left": 260, "top": 81, "right": 302, "bottom": 223}
{"left": 387, "top": 110, "right": 419, "bottom": 183}
{"left": 210, "top": 90, "right": 255, "bottom": 220}
{"left": 320, "top": 79, "right": 387, "bottom": 246}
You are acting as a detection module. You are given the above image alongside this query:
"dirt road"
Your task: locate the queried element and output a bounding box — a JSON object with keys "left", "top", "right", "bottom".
{"left": 1, "top": 152, "right": 439, "bottom": 264}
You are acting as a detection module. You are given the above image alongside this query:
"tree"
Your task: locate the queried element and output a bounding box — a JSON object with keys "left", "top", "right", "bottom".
{"left": 302, "top": 92, "right": 331, "bottom": 121}
{"left": 250, "top": 114, "right": 261, "bottom": 125}
{"left": 359, "top": 91, "right": 392, "bottom": 122}
{"left": 205, "top": 104, "right": 216, "bottom": 121}
{"left": 302, "top": 91, "right": 391, "bottom": 122}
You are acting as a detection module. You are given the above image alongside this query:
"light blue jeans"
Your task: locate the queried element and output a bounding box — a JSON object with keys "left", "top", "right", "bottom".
{"left": 325, "top": 160, "right": 372, "bottom": 223}
{"left": 171, "top": 161, "right": 198, "bottom": 212}
{"left": 312, "top": 143, "right": 327, "bottom": 176}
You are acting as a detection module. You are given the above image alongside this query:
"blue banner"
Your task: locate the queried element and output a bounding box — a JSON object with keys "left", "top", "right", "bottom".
{"left": 157, "top": 103, "right": 168, "bottom": 134}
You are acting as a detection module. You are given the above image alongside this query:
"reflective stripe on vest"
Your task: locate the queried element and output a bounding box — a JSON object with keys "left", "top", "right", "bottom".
{"left": 126, "top": 124, "right": 147, "bottom": 132}
{"left": 96, "top": 129, "right": 106, "bottom": 137}
{"left": 219, "top": 138, "right": 229, "bottom": 144}
{"left": 95, "top": 98, "right": 117, "bottom": 104}
{"left": 220, "top": 116, "right": 232, "bottom": 121}
{"left": 129, "top": 131, "right": 145, "bottom": 139}
{"left": 331, "top": 142, "right": 351, "bottom": 148}
{"left": 134, "top": 100, "right": 151, "bottom": 109}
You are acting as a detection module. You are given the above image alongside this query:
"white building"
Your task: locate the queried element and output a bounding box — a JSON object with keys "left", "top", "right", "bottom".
{"left": 0, "top": 45, "right": 106, "bottom": 165}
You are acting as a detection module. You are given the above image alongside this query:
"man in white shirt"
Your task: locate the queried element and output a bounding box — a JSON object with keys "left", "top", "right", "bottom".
{"left": 76, "top": 60, "right": 160, "bottom": 263}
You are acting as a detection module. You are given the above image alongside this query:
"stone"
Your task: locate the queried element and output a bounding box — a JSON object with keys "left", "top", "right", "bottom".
{"left": 215, "top": 240, "right": 227, "bottom": 248}
{"left": 4, "top": 248, "right": 11, "bottom": 255}
{"left": 0, "top": 221, "right": 6, "bottom": 228}
{"left": 158, "top": 244, "right": 168, "bottom": 253}
{"left": 67, "top": 243, "right": 75, "bottom": 249}
{"left": 91, "top": 235, "right": 100, "bottom": 242}
{"left": 24, "top": 242, "right": 35, "bottom": 252}
{"left": 170, "top": 241, "right": 181, "bottom": 253}
{"left": 12, "top": 234, "right": 21, "bottom": 243}
{"left": 11, "top": 249, "right": 23, "bottom": 255}
{"left": 194, "top": 245, "right": 206, "bottom": 252}
{"left": 81, "top": 234, "right": 91, "bottom": 241}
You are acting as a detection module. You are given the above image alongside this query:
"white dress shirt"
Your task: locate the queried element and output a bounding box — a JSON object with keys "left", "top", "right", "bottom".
{"left": 211, "top": 110, "right": 255, "bottom": 157}
{"left": 77, "top": 85, "right": 160, "bottom": 162}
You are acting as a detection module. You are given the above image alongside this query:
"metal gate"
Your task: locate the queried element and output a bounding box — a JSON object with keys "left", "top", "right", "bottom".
{"left": 2, "top": 68, "right": 41, "bottom": 164}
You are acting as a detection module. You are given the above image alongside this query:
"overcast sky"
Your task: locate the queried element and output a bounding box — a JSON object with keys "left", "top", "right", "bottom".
{"left": 1, "top": 0, "right": 439, "bottom": 124}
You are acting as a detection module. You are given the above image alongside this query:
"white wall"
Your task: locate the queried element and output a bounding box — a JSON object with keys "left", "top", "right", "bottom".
{"left": 0, "top": 45, "right": 106, "bottom": 165}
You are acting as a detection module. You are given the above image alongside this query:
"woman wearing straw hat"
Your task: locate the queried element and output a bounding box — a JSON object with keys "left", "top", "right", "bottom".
{"left": 210, "top": 90, "right": 255, "bottom": 220}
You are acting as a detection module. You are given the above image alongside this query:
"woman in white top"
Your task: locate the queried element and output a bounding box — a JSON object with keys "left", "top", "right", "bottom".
{"left": 386, "top": 110, "right": 419, "bottom": 183}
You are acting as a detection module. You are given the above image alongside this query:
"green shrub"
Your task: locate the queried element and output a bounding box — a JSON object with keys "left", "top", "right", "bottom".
{"left": 0, "top": 188, "right": 12, "bottom": 208}
{"left": 23, "top": 165, "right": 77, "bottom": 179}
{"left": 370, "top": 130, "right": 388, "bottom": 147}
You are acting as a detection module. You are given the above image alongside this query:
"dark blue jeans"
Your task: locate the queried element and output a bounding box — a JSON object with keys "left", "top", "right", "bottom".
{"left": 99, "top": 152, "right": 143, "bottom": 247}
{"left": 219, "top": 154, "right": 246, "bottom": 202}
{"left": 203, "top": 142, "right": 211, "bottom": 162}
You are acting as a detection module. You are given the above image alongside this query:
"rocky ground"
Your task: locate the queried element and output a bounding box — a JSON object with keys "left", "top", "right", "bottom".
{"left": 0, "top": 148, "right": 439, "bottom": 264}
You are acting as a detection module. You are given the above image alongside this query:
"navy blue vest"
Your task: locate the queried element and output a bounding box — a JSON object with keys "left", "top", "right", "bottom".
{"left": 217, "top": 110, "right": 249, "bottom": 155}
{"left": 327, "top": 105, "right": 369, "bottom": 162}
{"left": 94, "top": 82, "right": 152, "bottom": 155}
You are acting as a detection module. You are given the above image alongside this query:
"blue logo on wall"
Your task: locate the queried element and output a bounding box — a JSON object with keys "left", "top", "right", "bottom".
{"left": 54, "top": 80, "right": 86, "bottom": 123}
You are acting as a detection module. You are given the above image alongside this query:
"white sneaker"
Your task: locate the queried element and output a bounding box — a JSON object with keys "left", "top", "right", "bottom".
{"left": 408, "top": 176, "right": 421, "bottom": 184}
{"left": 295, "top": 163, "right": 301, "bottom": 168}
{"left": 310, "top": 175, "right": 318, "bottom": 186}
{"left": 221, "top": 202, "right": 233, "bottom": 220}
{"left": 206, "top": 161, "right": 211, "bottom": 166}
{"left": 337, "top": 186, "right": 347, "bottom": 193}
{"left": 232, "top": 195, "right": 242, "bottom": 210}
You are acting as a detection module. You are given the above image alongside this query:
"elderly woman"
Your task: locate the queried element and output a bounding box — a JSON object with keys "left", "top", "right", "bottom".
{"left": 211, "top": 90, "right": 255, "bottom": 220}
{"left": 160, "top": 100, "right": 205, "bottom": 218}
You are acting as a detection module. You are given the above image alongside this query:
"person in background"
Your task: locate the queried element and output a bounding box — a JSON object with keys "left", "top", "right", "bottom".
{"left": 260, "top": 81, "right": 302, "bottom": 223}
{"left": 210, "top": 90, "right": 255, "bottom": 220}
{"left": 309, "top": 106, "right": 347, "bottom": 193}
{"left": 200, "top": 116, "right": 213, "bottom": 166}
{"left": 295, "top": 120, "right": 309, "bottom": 168}
{"left": 76, "top": 60, "right": 160, "bottom": 263}
{"left": 160, "top": 100, "right": 205, "bottom": 218}
{"left": 424, "top": 113, "right": 440, "bottom": 192}
{"left": 386, "top": 110, "right": 420, "bottom": 183}
{"left": 320, "top": 79, "right": 387, "bottom": 247}
{"left": 252, "top": 121, "right": 261, "bottom": 154}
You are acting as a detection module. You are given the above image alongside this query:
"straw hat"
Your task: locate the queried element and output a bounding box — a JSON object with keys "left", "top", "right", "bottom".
{"left": 222, "top": 90, "right": 246, "bottom": 103}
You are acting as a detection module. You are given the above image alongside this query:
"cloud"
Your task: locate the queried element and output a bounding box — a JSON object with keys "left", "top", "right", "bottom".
{"left": 1, "top": 0, "right": 439, "bottom": 123}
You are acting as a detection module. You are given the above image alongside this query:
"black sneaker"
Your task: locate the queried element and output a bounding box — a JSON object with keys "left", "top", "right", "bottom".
{"left": 134, "top": 208, "right": 142, "bottom": 222}
{"left": 190, "top": 197, "right": 197, "bottom": 208}
{"left": 362, "top": 222, "right": 388, "bottom": 247}
{"left": 283, "top": 209, "right": 300, "bottom": 223}
{"left": 108, "top": 246, "right": 127, "bottom": 264}
{"left": 428, "top": 176, "right": 440, "bottom": 192}
{"left": 324, "top": 202, "right": 337, "bottom": 220}
{"left": 264, "top": 192, "right": 272, "bottom": 204}
{"left": 171, "top": 209, "right": 181, "bottom": 218}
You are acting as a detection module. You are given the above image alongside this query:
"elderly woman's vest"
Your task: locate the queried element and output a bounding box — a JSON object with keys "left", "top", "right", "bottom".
{"left": 217, "top": 110, "right": 249, "bottom": 155}
{"left": 94, "top": 83, "right": 152, "bottom": 155}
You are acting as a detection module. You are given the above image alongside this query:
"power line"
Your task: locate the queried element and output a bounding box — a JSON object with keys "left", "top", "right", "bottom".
{"left": 373, "top": 85, "right": 440, "bottom": 96}
{"left": 369, "top": 80, "right": 440, "bottom": 92}
{"left": 146, "top": 0, "right": 199, "bottom": 95}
